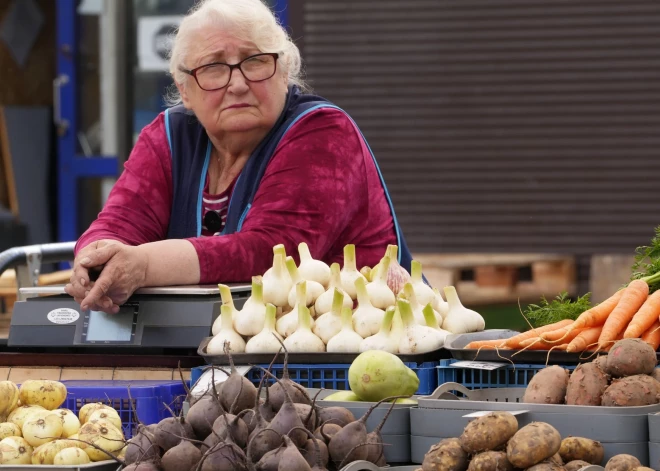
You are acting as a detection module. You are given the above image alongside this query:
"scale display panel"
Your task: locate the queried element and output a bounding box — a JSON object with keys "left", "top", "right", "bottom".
{"left": 81, "top": 304, "right": 138, "bottom": 344}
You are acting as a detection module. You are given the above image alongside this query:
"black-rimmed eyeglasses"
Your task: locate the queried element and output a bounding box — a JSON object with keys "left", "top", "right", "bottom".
{"left": 179, "top": 53, "right": 279, "bottom": 91}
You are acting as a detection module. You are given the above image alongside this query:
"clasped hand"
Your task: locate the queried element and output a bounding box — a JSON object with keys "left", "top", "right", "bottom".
{"left": 64, "top": 240, "right": 148, "bottom": 314}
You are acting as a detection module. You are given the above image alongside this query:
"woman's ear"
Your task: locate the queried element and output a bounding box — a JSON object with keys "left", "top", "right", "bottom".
{"left": 176, "top": 80, "right": 192, "bottom": 109}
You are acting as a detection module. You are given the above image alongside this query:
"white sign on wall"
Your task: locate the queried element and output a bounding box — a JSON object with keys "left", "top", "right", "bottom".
{"left": 137, "top": 16, "right": 183, "bottom": 72}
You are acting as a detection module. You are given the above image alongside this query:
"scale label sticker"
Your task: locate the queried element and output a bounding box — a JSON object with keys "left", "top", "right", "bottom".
{"left": 47, "top": 308, "right": 80, "bottom": 324}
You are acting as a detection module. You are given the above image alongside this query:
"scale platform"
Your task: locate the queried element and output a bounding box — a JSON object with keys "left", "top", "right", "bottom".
{"left": 7, "top": 284, "right": 251, "bottom": 351}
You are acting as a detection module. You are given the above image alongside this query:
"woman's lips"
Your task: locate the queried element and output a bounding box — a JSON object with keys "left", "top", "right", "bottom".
{"left": 226, "top": 103, "right": 250, "bottom": 109}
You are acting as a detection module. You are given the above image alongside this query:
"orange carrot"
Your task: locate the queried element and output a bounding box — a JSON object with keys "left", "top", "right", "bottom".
{"left": 536, "top": 322, "right": 575, "bottom": 342}
{"left": 520, "top": 341, "right": 568, "bottom": 351}
{"left": 520, "top": 327, "right": 586, "bottom": 348}
{"left": 624, "top": 290, "right": 660, "bottom": 339}
{"left": 465, "top": 339, "right": 508, "bottom": 349}
{"left": 566, "top": 326, "right": 603, "bottom": 352}
{"left": 641, "top": 320, "right": 660, "bottom": 350}
{"left": 598, "top": 279, "right": 649, "bottom": 348}
{"left": 543, "top": 289, "right": 624, "bottom": 342}
{"left": 503, "top": 319, "right": 573, "bottom": 349}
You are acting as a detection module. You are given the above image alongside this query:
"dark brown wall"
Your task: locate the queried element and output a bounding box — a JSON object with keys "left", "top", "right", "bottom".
{"left": 291, "top": 0, "right": 660, "bottom": 289}
{"left": 0, "top": 0, "right": 55, "bottom": 106}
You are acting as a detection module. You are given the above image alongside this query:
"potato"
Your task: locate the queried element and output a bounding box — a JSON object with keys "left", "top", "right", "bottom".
{"left": 422, "top": 438, "right": 469, "bottom": 471}
{"left": 460, "top": 411, "right": 518, "bottom": 453}
{"left": 468, "top": 451, "right": 513, "bottom": 471}
{"left": 565, "top": 460, "right": 590, "bottom": 471}
{"left": 507, "top": 422, "right": 562, "bottom": 469}
{"left": 523, "top": 366, "right": 570, "bottom": 404}
{"left": 565, "top": 363, "right": 609, "bottom": 406}
{"left": 606, "top": 339, "right": 657, "bottom": 378}
{"left": 601, "top": 375, "right": 660, "bottom": 407}
{"left": 604, "top": 454, "right": 641, "bottom": 471}
{"left": 548, "top": 453, "right": 563, "bottom": 466}
{"left": 559, "top": 437, "right": 604, "bottom": 465}
{"left": 525, "top": 463, "right": 565, "bottom": 471}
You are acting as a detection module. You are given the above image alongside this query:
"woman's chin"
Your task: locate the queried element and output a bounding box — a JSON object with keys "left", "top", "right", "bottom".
{"left": 220, "top": 116, "right": 262, "bottom": 133}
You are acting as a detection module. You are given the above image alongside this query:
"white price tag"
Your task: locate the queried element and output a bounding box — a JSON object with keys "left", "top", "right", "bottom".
{"left": 451, "top": 361, "right": 507, "bottom": 371}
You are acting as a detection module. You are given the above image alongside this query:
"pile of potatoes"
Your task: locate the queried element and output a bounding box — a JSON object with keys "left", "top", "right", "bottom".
{"left": 419, "top": 411, "right": 648, "bottom": 471}
{"left": 522, "top": 338, "right": 660, "bottom": 407}
{"left": 0, "top": 379, "right": 125, "bottom": 465}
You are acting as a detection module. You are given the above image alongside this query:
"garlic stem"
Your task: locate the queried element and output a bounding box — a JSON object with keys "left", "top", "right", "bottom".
{"left": 344, "top": 244, "right": 358, "bottom": 271}
{"left": 218, "top": 284, "right": 233, "bottom": 307}
{"left": 381, "top": 306, "right": 395, "bottom": 332}
{"left": 423, "top": 304, "right": 438, "bottom": 329}
{"left": 251, "top": 276, "right": 264, "bottom": 304}
{"left": 355, "top": 277, "right": 372, "bottom": 307}
{"left": 273, "top": 244, "right": 286, "bottom": 257}
{"left": 411, "top": 260, "right": 423, "bottom": 283}
{"left": 264, "top": 304, "right": 276, "bottom": 331}
{"left": 387, "top": 245, "right": 398, "bottom": 262}
{"left": 331, "top": 288, "right": 345, "bottom": 314}
{"left": 298, "top": 242, "right": 313, "bottom": 262}
{"left": 286, "top": 256, "right": 302, "bottom": 283}
{"left": 397, "top": 299, "right": 415, "bottom": 327}
{"left": 220, "top": 303, "right": 232, "bottom": 331}
{"left": 340, "top": 306, "right": 352, "bottom": 329}
{"left": 298, "top": 303, "right": 312, "bottom": 330}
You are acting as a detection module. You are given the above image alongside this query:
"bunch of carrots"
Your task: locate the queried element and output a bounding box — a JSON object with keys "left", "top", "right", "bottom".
{"left": 466, "top": 278, "right": 660, "bottom": 353}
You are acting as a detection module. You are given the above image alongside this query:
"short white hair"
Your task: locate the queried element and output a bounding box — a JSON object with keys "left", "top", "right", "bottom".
{"left": 166, "top": 0, "right": 305, "bottom": 106}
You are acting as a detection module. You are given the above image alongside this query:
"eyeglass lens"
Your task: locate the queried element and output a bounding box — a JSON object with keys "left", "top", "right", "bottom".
{"left": 196, "top": 55, "right": 276, "bottom": 91}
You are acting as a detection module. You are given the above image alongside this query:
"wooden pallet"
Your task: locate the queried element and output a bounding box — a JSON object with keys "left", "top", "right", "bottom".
{"left": 414, "top": 253, "right": 577, "bottom": 306}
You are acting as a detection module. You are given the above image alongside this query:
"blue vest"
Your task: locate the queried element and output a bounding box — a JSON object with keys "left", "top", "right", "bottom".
{"left": 163, "top": 85, "right": 416, "bottom": 274}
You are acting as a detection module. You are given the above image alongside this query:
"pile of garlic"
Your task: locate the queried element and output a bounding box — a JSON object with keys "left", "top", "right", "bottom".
{"left": 206, "top": 242, "right": 485, "bottom": 355}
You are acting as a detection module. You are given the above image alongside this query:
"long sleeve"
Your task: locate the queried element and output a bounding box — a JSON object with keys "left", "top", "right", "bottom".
{"left": 75, "top": 114, "right": 173, "bottom": 253}
{"left": 186, "top": 108, "right": 396, "bottom": 283}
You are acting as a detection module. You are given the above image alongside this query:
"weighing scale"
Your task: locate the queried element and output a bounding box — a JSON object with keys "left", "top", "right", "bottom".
{"left": 7, "top": 284, "right": 251, "bottom": 350}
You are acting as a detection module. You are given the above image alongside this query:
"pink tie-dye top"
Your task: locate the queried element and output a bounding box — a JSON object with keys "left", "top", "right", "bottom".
{"left": 75, "top": 107, "right": 397, "bottom": 283}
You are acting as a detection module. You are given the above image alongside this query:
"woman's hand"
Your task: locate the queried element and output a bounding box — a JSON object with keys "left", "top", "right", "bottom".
{"left": 65, "top": 241, "right": 149, "bottom": 313}
{"left": 66, "top": 239, "right": 122, "bottom": 311}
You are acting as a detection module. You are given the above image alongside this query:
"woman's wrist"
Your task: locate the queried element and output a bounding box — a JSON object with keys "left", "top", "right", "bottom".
{"left": 138, "top": 239, "right": 201, "bottom": 287}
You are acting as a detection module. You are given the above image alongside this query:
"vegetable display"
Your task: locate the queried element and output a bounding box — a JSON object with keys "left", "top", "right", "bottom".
{"left": 522, "top": 338, "right": 660, "bottom": 407}
{"left": 122, "top": 345, "right": 404, "bottom": 470}
{"left": 419, "top": 412, "right": 631, "bottom": 471}
{"left": 0, "top": 379, "right": 125, "bottom": 465}
{"left": 206, "top": 242, "right": 485, "bottom": 355}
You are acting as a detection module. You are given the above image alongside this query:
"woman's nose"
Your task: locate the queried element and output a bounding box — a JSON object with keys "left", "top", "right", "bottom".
{"left": 226, "top": 67, "right": 249, "bottom": 93}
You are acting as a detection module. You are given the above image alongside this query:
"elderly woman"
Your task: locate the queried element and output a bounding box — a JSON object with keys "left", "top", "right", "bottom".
{"left": 65, "top": 0, "right": 414, "bottom": 314}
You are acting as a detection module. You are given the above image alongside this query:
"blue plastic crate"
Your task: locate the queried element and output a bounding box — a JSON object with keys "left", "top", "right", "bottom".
{"left": 436, "top": 359, "right": 577, "bottom": 390}
{"left": 192, "top": 361, "right": 438, "bottom": 396}
{"left": 62, "top": 380, "right": 187, "bottom": 438}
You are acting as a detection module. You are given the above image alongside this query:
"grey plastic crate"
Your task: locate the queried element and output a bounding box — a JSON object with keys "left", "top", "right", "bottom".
{"left": 0, "top": 462, "right": 119, "bottom": 471}
{"left": 414, "top": 383, "right": 660, "bottom": 443}
{"left": 649, "top": 442, "right": 660, "bottom": 470}
{"left": 411, "top": 435, "right": 645, "bottom": 466}
{"left": 650, "top": 413, "right": 660, "bottom": 442}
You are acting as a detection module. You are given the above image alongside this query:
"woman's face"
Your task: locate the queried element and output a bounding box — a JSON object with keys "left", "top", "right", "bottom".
{"left": 177, "top": 28, "right": 288, "bottom": 139}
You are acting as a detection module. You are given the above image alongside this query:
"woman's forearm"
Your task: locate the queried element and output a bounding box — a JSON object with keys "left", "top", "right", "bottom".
{"left": 139, "top": 239, "right": 201, "bottom": 286}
